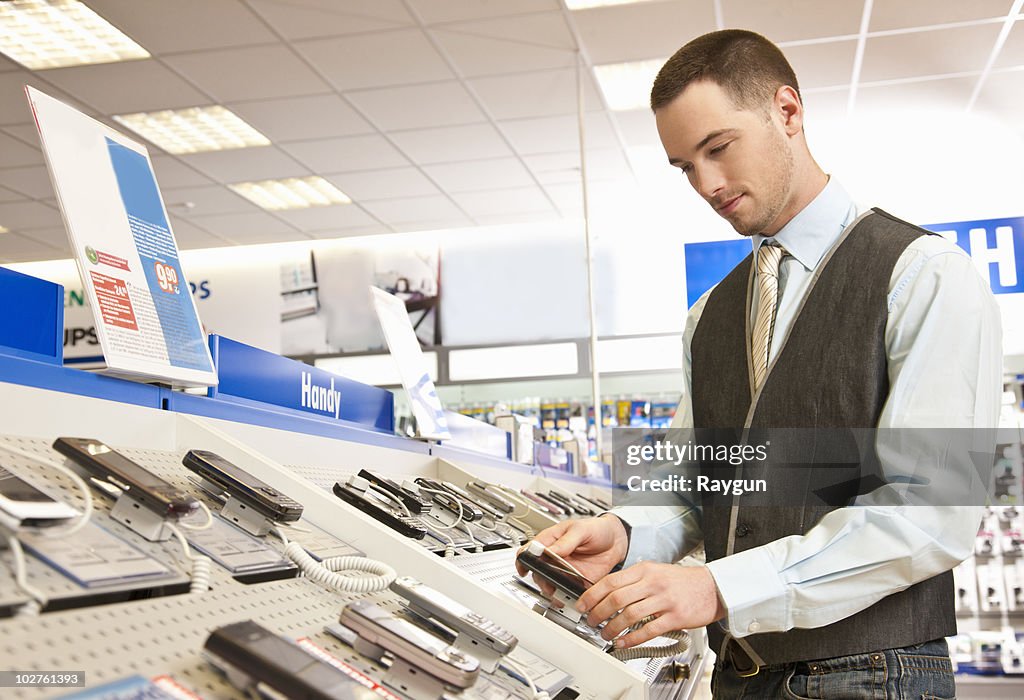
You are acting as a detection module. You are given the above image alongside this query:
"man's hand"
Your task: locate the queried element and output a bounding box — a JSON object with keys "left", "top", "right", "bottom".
{"left": 577, "top": 563, "right": 725, "bottom": 648}
{"left": 515, "top": 515, "right": 629, "bottom": 598}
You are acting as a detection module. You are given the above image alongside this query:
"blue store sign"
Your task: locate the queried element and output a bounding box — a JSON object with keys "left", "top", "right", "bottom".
{"left": 684, "top": 215, "right": 1024, "bottom": 307}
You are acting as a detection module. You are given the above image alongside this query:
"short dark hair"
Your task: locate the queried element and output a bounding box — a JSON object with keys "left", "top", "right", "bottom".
{"left": 650, "top": 29, "right": 800, "bottom": 112}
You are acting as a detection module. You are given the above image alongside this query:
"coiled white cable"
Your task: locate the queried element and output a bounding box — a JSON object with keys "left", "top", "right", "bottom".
{"left": 3, "top": 531, "right": 48, "bottom": 616}
{"left": 502, "top": 657, "right": 550, "bottom": 700}
{"left": 0, "top": 442, "right": 93, "bottom": 536}
{"left": 178, "top": 500, "right": 214, "bottom": 531}
{"left": 609, "top": 624, "right": 691, "bottom": 661}
{"left": 416, "top": 487, "right": 464, "bottom": 559}
{"left": 271, "top": 526, "right": 396, "bottom": 593}
{"left": 165, "top": 523, "right": 212, "bottom": 595}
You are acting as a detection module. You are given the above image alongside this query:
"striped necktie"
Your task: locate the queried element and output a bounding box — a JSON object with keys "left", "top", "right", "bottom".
{"left": 751, "top": 242, "right": 785, "bottom": 391}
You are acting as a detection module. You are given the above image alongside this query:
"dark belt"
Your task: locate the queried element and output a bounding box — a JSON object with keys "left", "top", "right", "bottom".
{"left": 722, "top": 639, "right": 762, "bottom": 678}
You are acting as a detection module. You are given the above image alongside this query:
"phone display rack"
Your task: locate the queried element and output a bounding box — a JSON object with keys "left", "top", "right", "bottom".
{"left": 0, "top": 346, "right": 705, "bottom": 700}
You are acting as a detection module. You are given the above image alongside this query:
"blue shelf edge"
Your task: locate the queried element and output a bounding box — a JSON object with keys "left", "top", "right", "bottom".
{"left": 0, "top": 355, "right": 163, "bottom": 409}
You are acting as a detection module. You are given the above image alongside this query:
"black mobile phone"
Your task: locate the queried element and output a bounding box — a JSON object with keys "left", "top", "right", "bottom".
{"left": 183, "top": 450, "right": 303, "bottom": 523}
{"left": 332, "top": 479, "right": 426, "bottom": 540}
{"left": 516, "top": 540, "right": 594, "bottom": 600}
{"left": 357, "top": 469, "right": 432, "bottom": 515}
{"left": 204, "top": 620, "right": 376, "bottom": 700}
{"left": 0, "top": 463, "right": 79, "bottom": 527}
{"left": 436, "top": 480, "right": 504, "bottom": 520}
{"left": 546, "top": 490, "right": 594, "bottom": 516}
{"left": 520, "top": 490, "right": 566, "bottom": 517}
{"left": 53, "top": 437, "right": 199, "bottom": 519}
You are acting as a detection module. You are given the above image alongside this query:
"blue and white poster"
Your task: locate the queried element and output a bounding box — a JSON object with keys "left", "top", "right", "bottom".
{"left": 27, "top": 86, "right": 215, "bottom": 387}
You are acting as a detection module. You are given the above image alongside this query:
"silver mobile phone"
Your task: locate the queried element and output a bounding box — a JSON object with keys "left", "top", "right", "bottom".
{"left": 0, "top": 463, "right": 79, "bottom": 528}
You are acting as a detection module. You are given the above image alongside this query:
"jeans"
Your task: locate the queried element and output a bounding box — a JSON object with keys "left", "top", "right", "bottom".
{"left": 711, "top": 638, "right": 956, "bottom": 699}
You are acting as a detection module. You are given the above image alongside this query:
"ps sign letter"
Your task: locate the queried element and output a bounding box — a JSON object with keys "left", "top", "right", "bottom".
{"left": 925, "top": 216, "right": 1024, "bottom": 295}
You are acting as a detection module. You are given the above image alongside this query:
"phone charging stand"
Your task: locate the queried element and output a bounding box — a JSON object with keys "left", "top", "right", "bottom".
{"left": 219, "top": 496, "right": 274, "bottom": 537}
{"left": 110, "top": 493, "right": 174, "bottom": 542}
{"left": 353, "top": 637, "right": 450, "bottom": 700}
{"left": 450, "top": 635, "right": 503, "bottom": 674}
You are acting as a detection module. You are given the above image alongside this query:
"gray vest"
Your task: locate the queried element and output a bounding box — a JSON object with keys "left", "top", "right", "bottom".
{"left": 691, "top": 209, "right": 956, "bottom": 664}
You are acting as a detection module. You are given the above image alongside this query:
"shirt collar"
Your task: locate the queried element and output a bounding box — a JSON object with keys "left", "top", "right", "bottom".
{"left": 751, "top": 177, "right": 857, "bottom": 271}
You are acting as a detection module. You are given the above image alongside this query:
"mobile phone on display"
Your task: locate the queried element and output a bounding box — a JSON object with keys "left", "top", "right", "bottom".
{"left": 415, "top": 477, "right": 484, "bottom": 522}
{"left": 338, "top": 600, "right": 480, "bottom": 689}
{"left": 520, "top": 490, "right": 566, "bottom": 516}
{"left": 332, "top": 478, "right": 427, "bottom": 540}
{"left": 182, "top": 449, "right": 303, "bottom": 523}
{"left": 545, "top": 491, "right": 593, "bottom": 517}
{"left": 357, "top": 469, "right": 432, "bottom": 515}
{"left": 53, "top": 437, "right": 199, "bottom": 519}
{"left": 390, "top": 575, "right": 518, "bottom": 655}
{"left": 516, "top": 540, "right": 594, "bottom": 600}
{"left": 0, "top": 463, "right": 79, "bottom": 528}
{"left": 466, "top": 481, "right": 515, "bottom": 514}
{"left": 204, "top": 620, "right": 375, "bottom": 700}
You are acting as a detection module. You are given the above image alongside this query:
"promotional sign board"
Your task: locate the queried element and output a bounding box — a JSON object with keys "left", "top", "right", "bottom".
{"left": 26, "top": 87, "right": 215, "bottom": 387}
{"left": 371, "top": 287, "right": 450, "bottom": 440}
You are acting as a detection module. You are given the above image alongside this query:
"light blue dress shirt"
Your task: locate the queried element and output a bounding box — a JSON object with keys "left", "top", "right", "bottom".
{"left": 612, "top": 178, "right": 1000, "bottom": 639}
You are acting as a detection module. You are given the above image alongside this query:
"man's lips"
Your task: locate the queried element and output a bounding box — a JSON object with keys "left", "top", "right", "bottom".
{"left": 716, "top": 194, "right": 743, "bottom": 215}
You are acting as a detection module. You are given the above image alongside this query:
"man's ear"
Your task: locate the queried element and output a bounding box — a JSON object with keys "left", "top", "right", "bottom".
{"left": 775, "top": 85, "right": 803, "bottom": 136}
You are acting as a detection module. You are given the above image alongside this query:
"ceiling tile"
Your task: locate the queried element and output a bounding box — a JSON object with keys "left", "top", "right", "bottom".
{"left": 440, "top": 11, "right": 576, "bottom": 48}
{"left": 0, "top": 231, "right": 62, "bottom": 259}
{"left": 247, "top": 0, "right": 414, "bottom": 40}
{"left": 423, "top": 157, "right": 536, "bottom": 193}
{"left": 273, "top": 204, "right": 379, "bottom": 232}
{"left": 180, "top": 147, "right": 309, "bottom": 182}
{"left": 388, "top": 123, "right": 512, "bottom": 163}
{"left": 151, "top": 155, "right": 213, "bottom": 189}
{"left": 347, "top": 81, "right": 485, "bottom": 131}
{"left": 296, "top": 30, "right": 453, "bottom": 91}
{"left": 0, "top": 186, "right": 23, "bottom": 203}
{"left": 408, "top": 0, "right": 560, "bottom": 24}
{"left": 389, "top": 218, "right": 474, "bottom": 233}
{"left": 451, "top": 186, "right": 554, "bottom": 217}
{"left": 308, "top": 224, "right": 392, "bottom": 239}
{"left": 0, "top": 132, "right": 41, "bottom": 168}
{"left": 543, "top": 181, "right": 584, "bottom": 216}
{"left": 802, "top": 88, "right": 852, "bottom": 121}
{"left": 974, "top": 70, "right": 1024, "bottom": 122}
{"left": 0, "top": 55, "right": 19, "bottom": 72}
{"left": 324, "top": 167, "right": 440, "bottom": 200}
{"left": 167, "top": 217, "right": 231, "bottom": 249}
{"left": 281, "top": 135, "right": 409, "bottom": 173}
{"left": 613, "top": 108, "right": 660, "bottom": 147}
{"left": 361, "top": 194, "right": 464, "bottom": 224}
{"left": 87, "top": 0, "right": 277, "bottom": 53}
{"left": 433, "top": 25, "right": 575, "bottom": 77}
{"left": 42, "top": 60, "right": 210, "bottom": 114}
{"left": 3, "top": 123, "right": 42, "bottom": 145}
{"left": 861, "top": 24, "right": 1001, "bottom": 82}
{"left": 994, "top": 21, "right": 1024, "bottom": 68}
{"left": 16, "top": 226, "right": 69, "bottom": 250}
{"left": 165, "top": 45, "right": 331, "bottom": 103}
{"left": 855, "top": 76, "right": 976, "bottom": 113}
{"left": 0, "top": 200, "right": 62, "bottom": 229}
{"left": 0, "top": 165, "right": 54, "bottom": 199}
{"left": 498, "top": 112, "right": 617, "bottom": 154}
{"left": 783, "top": 40, "right": 858, "bottom": 90}
{"left": 525, "top": 148, "right": 631, "bottom": 183}
{"left": 721, "top": 0, "right": 863, "bottom": 42}
{"left": 473, "top": 211, "right": 561, "bottom": 226}
{"left": 869, "top": 0, "right": 1012, "bottom": 32}
{"left": 222, "top": 228, "right": 310, "bottom": 244}
{"left": 470, "top": 69, "right": 602, "bottom": 119}
{"left": 188, "top": 211, "right": 299, "bottom": 242}
{"left": 228, "top": 94, "right": 372, "bottom": 143}
{"left": 572, "top": 1, "right": 716, "bottom": 64}
{"left": 160, "top": 185, "right": 258, "bottom": 217}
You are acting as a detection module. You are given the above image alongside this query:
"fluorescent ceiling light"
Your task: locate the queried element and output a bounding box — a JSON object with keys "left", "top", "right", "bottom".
{"left": 113, "top": 106, "right": 271, "bottom": 154}
{"left": 0, "top": 0, "right": 149, "bottom": 70}
{"left": 594, "top": 58, "right": 664, "bottom": 111}
{"left": 565, "top": 0, "right": 658, "bottom": 9}
{"left": 0, "top": 225, "right": 8, "bottom": 234}
{"left": 449, "top": 343, "right": 579, "bottom": 382}
{"left": 229, "top": 177, "right": 352, "bottom": 211}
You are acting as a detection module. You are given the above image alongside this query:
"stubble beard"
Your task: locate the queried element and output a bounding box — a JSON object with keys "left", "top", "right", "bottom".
{"left": 730, "top": 129, "right": 795, "bottom": 237}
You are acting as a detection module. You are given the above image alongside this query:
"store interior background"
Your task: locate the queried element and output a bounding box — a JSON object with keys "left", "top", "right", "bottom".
{"left": 4, "top": 0, "right": 1024, "bottom": 427}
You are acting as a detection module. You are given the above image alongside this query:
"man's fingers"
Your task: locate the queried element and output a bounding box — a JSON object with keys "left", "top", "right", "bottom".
{"left": 600, "top": 596, "right": 659, "bottom": 641}
{"left": 583, "top": 572, "right": 647, "bottom": 627}
{"left": 615, "top": 613, "right": 680, "bottom": 649}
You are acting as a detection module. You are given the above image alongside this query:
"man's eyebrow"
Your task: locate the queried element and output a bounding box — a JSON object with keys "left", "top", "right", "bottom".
{"left": 668, "top": 128, "right": 738, "bottom": 166}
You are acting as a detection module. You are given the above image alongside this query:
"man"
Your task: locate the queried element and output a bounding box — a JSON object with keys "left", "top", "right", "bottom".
{"left": 519, "top": 29, "right": 1000, "bottom": 698}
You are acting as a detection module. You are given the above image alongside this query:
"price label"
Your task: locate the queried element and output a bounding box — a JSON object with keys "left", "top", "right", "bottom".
{"left": 154, "top": 262, "right": 180, "bottom": 294}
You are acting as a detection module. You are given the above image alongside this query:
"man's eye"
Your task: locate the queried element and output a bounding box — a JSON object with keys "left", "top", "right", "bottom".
{"left": 680, "top": 165, "right": 693, "bottom": 175}
{"left": 710, "top": 142, "right": 729, "bottom": 155}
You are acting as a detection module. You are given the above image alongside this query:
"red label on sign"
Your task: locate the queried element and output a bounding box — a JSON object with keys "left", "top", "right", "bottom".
{"left": 89, "top": 271, "right": 138, "bottom": 331}
{"left": 96, "top": 251, "right": 130, "bottom": 271}
{"left": 153, "top": 261, "right": 180, "bottom": 294}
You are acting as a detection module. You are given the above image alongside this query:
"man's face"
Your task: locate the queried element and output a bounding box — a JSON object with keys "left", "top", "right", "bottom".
{"left": 655, "top": 80, "right": 794, "bottom": 236}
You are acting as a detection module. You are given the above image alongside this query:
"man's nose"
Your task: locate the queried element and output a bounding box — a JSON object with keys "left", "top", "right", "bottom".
{"left": 693, "top": 166, "right": 726, "bottom": 200}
